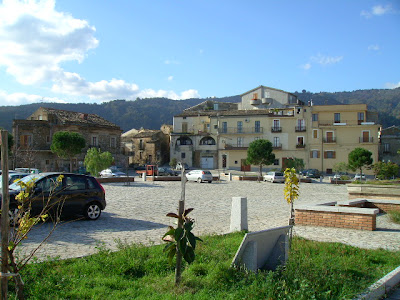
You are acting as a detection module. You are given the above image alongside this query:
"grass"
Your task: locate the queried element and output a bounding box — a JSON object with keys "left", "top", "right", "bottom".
{"left": 9, "top": 232, "right": 400, "bottom": 299}
{"left": 388, "top": 210, "right": 400, "bottom": 224}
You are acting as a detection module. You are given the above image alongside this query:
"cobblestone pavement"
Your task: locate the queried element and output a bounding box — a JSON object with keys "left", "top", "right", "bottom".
{"left": 20, "top": 180, "right": 400, "bottom": 261}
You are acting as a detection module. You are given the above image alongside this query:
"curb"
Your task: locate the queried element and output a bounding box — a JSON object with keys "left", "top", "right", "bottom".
{"left": 354, "top": 265, "right": 400, "bottom": 300}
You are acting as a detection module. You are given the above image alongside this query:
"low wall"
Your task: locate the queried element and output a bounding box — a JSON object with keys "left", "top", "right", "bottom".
{"left": 295, "top": 205, "right": 378, "bottom": 231}
{"left": 348, "top": 184, "right": 400, "bottom": 200}
{"left": 96, "top": 177, "right": 135, "bottom": 183}
{"left": 338, "top": 199, "right": 400, "bottom": 213}
{"left": 232, "top": 176, "right": 259, "bottom": 181}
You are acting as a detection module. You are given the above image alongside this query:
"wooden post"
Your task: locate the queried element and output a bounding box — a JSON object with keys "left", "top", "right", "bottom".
{"left": 1, "top": 130, "right": 10, "bottom": 300}
{"left": 175, "top": 166, "right": 186, "bottom": 285}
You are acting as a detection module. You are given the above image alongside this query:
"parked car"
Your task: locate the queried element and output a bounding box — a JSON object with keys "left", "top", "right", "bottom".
{"left": 14, "top": 168, "right": 40, "bottom": 174}
{"left": 100, "top": 168, "right": 126, "bottom": 178}
{"left": 354, "top": 173, "right": 366, "bottom": 181}
{"left": 332, "top": 172, "right": 349, "bottom": 180}
{"left": 1, "top": 172, "right": 106, "bottom": 222}
{"left": 0, "top": 172, "right": 30, "bottom": 186}
{"left": 185, "top": 170, "right": 213, "bottom": 183}
{"left": 263, "top": 171, "right": 285, "bottom": 183}
{"left": 305, "top": 169, "right": 322, "bottom": 179}
{"left": 176, "top": 162, "right": 189, "bottom": 170}
{"left": 157, "top": 167, "right": 178, "bottom": 176}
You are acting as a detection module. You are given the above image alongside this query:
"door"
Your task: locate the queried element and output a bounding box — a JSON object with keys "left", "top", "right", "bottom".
{"left": 362, "top": 131, "right": 370, "bottom": 143}
{"left": 201, "top": 157, "right": 214, "bottom": 169}
{"left": 326, "top": 131, "right": 334, "bottom": 143}
{"left": 241, "top": 159, "right": 251, "bottom": 172}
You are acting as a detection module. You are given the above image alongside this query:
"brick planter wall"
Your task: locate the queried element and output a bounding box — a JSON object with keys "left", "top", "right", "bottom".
{"left": 295, "top": 209, "right": 377, "bottom": 231}
{"left": 348, "top": 184, "right": 400, "bottom": 200}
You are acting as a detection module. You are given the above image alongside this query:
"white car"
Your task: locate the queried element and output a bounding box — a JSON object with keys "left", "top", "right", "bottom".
{"left": 100, "top": 168, "right": 126, "bottom": 178}
{"left": 353, "top": 173, "right": 366, "bottom": 181}
{"left": 263, "top": 171, "right": 285, "bottom": 183}
{"left": 185, "top": 170, "right": 213, "bottom": 183}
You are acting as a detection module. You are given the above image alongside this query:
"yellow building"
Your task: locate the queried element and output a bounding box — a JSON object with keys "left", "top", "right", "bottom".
{"left": 171, "top": 86, "right": 381, "bottom": 175}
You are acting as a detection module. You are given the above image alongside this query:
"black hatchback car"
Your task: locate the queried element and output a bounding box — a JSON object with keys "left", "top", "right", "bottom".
{"left": 1, "top": 172, "right": 106, "bottom": 222}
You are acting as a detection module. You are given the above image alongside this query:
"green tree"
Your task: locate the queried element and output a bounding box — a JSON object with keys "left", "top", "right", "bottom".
{"left": 284, "top": 158, "right": 304, "bottom": 172}
{"left": 169, "top": 157, "right": 177, "bottom": 169}
{"left": 51, "top": 131, "right": 86, "bottom": 172}
{"left": 373, "top": 161, "right": 399, "bottom": 180}
{"left": 84, "top": 147, "right": 114, "bottom": 176}
{"left": 246, "top": 139, "right": 275, "bottom": 182}
{"left": 348, "top": 147, "right": 373, "bottom": 176}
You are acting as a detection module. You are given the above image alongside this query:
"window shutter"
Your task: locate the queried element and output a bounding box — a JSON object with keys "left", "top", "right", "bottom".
{"left": 324, "top": 151, "right": 327, "bottom": 159}
{"left": 310, "top": 151, "right": 313, "bottom": 158}
{"left": 333, "top": 151, "right": 336, "bottom": 159}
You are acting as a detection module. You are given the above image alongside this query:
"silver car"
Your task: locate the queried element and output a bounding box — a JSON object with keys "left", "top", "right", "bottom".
{"left": 263, "top": 171, "right": 285, "bottom": 183}
{"left": 185, "top": 170, "right": 213, "bottom": 183}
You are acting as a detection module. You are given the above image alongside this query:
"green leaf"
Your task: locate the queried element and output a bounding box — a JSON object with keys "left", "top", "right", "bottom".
{"left": 183, "top": 246, "right": 195, "bottom": 264}
{"left": 162, "top": 227, "right": 175, "bottom": 239}
{"left": 174, "top": 227, "right": 184, "bottom": 241}
{"left": 187, "top": 231, "right": 197, "bottom": 249}
{"left": 178, "top": 238, "right": 187, "bottom": 254}
{"left": 167, "top": 247, "right": 176, "bottom": 264}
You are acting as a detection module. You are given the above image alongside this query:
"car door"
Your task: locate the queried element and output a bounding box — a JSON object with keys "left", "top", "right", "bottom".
{"left": 30, "top": 175, "right": 63, "bottom": 216}
{"left": 63, "top": 175, "right": 90, "bottom": 215}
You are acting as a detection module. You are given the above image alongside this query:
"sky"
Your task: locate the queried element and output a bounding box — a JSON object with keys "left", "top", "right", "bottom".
{"left": 0, "top": 0, "right": 399, "bottom": 106}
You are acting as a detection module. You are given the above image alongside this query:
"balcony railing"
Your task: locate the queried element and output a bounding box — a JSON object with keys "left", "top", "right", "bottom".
{"left": 271, "top": 127, "right": 282, "bottom": 132}
{"left": 272, "top": 143, "right": 282, "bottom": 149}
{"left": 295, "top": 126, "right": 306, "bottom": 132}
{"left": 296, "top": 144, "right": 306, "bottom": 148}
{"left": 224, "top": 143, "right": 249, "bottom": 149}
{"left": 359, "top": 137, "right": 374, "bottom": 143}
{"left": 317, "top": 120, "right": 376, "bottom": 126}
{"left": 218, "top": 127, "right": 263, "bottom": 134}
{"left": 323, "top": 137, "right": 336, "bottom": 143}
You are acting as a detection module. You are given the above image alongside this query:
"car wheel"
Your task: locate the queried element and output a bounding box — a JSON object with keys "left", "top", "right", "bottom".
{"left": 208, "top": 181, "right": 212, "bottom": 183}
{"left": 197, "top": 178, "right": 202, "bottom": 183}
{"left": 84, "top": 203, "right": 101, "bottom": 220}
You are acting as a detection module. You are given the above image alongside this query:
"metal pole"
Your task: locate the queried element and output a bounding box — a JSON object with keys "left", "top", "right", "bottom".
{"left": 1, "top": 130, "right": 10, "bottom": 300}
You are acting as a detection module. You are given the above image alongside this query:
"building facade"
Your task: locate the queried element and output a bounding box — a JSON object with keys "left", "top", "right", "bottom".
{"left": 171, "top": 86, "right": 381, "bottom": 174}
{"left": 12, "top": 107, "right": 123, "bottom": 172}
{"left": 379, "top": 126, "right": 400, "bottom": 166}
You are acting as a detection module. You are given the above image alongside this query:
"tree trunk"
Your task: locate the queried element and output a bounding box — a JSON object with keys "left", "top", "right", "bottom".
{"left": 258, "top": 164, "right": 263, "bottom": 182}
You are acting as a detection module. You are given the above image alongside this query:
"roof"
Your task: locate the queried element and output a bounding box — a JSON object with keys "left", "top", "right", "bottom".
{"left": 132, "top": 130, "right": 160, "bottom": 138}
{"left": 240, "top": 85, "right": 297, "bottom": 97}
{"left": 184, "top": 100, "right": 238, "bottom": 112}
{"left": 176, "top": 109, "right": 290, "bottom": 118}
{"left": 39, "top": 107, "right": 120, "bottom": 129}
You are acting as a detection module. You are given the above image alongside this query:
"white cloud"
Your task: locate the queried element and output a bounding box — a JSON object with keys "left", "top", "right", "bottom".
{"left": 0, "top": 90, "right": 66, "bottom": 105}
{"left": 167, "top": 76, "right": 174, "bottom": 81}
{"left": 385, "top": 82, "right": 400, "bottom": 89}
{"left": 300, "top": 63, "right": 311, "bottom": 70}
{"left": 0, "top": 0, "right": 98, "bottom": 84}
{"left": 138, "top": 88, "right": 200, "bottom": 100}
{"left": 310, "top": 54, "right": 343, "bottom": 66}
{"left": 164, "top": 59, "right": 180, "bottom": 65}
{"left": 361, "top": 4, "right": 394, "bottom": 18}
{"left": 368, "top": 44, "right": 380, "bottom": 51}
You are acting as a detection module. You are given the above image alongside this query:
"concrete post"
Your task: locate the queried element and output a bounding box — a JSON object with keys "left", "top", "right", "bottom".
{"left": 143, "top": 173, "right": 146, "bottom": 182}
{"left": 229, "top": 172, "right": 232, "bottom": 181}
{"left": 230, "top": 197, "right": 248, "bottom": 232}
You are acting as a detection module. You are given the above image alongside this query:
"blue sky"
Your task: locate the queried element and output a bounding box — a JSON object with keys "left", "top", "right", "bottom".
{"left": 0, "top": 0, "right": 399, "bottom": 106}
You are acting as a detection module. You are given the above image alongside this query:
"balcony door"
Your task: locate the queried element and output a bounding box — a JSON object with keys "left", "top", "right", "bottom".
{"left": 362, "top": 131, "right": 370, "bottom": 143}
{"left": 326, "top": 131, "right": 334, "bottom": 143}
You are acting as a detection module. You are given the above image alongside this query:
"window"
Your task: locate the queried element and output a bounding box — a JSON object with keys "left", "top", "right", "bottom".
{"left": 297, "top": 136, "right": 304, "bottom": 146}
{"left": 273, "top": 159, "right": 279, "bottom": 165}
{"left": 310, "top": 150, "right": 320, "bottom": 158}
{"left": 45, "top": 160, "right": 50, "bottom": 165}
{"left": 110, "top": 137, "right": 116, "bottom": 148}
{"left": 312, "top": 114, "right": 318, "bottom": 121}
{"left": 358, "top": 112, "right": 365, "bottom": 124}
{"left": 181, "top": 153, "right": 186, "bottom": 159}
{"left": 200, "top": 137, "right": 216, "bottom": 145}
{"left": 252, "top": 93, "right": 258, "bottom": 99}
{"left": 361, "top": 131, "right": 370, "bottom": 143}
{"left": 273, "top": 137, "right": 280, "bottom": 147}
{"left": 313, "top": 129, "right": 318, "bottom": 139}
{"left": 237, "top": 137, "right": 244, "bottom": 147}
{"left": 66, "top": 175, "right": 87, "bottom": 190}
{"left": 326, "top": 169, "right": 333, "bottom": 174}
{"left": 237, "top": 121, "right": 243, "bottom": 133}
{"left": 222, "top": 155, "right": 227, "bottom": 168}
{"left": 255, "top": 121, "right": 261, "bottom": 133}
{"left": 383, "top": 143, "right": 390, "bottom": 152}
{"left": 324, "top": 150, "right": 336, "bottom": 159}
{"left": 325, "top": 131, "right": 335, "bottom": 143}
{"left": 182, "top": 122, "right": 188, "bottom": 133}
{"left": 334, "top": 113, "right": 341, "bottom": 123}
{"left": 177, "top": 137, "right": 192, "bottom": 145}
{"left": 297, "top": 119, "right": 305, "bottom": 131}
{"left": 92, "top": 136, "right": 98, "bottom": 146}
{"left": 46, "top": 136, "right": 51, "bottom": 143}
{"left": 20, "top": 134, "right": 32, "bottom": 148}
{"left": 221, "top": 122, "right": 227, "bottom": 133}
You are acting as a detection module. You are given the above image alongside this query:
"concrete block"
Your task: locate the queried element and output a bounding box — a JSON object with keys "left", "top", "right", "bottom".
{"left": 231, "top": 226, "right": 292, "bottom": 272}
{"left": 230, "top": 197, "right": 248, "bottom": 232}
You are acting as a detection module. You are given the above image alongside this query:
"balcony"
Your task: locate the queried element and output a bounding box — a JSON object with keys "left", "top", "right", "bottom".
{"left": 323, "top": 137, "right": 336, "bottom": 143}
{"left": 224, "top": 143, "right": 249, "bottom": 150}
{"left": 295, "top": 126, "right": 306, "bottom": 132}
{"left": 359, "top": 137, "right": 374, "bottom": 143}
{"left": 317, "top": 120, "right": 376, "bottom": 126}
{"left": 272, "top": 143, "right": 282, "bottom": 150}
{"left": 218, "top": 127, "right": 263, "bottom": 134}
{"left": 271, "top": 127, "right": 282, "bottom": 133}
{"left": 296, "top": 144, "right": 306, "bottom": 148}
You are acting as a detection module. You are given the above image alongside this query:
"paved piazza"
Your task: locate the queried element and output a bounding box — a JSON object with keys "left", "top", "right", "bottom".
{"left": 21, "top": 179, "right": 400, "bottom": 261}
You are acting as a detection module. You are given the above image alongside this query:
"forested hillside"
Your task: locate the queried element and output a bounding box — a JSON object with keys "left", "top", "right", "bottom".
{"left": 0, "top": 88, "right": 399, "bottom": 132}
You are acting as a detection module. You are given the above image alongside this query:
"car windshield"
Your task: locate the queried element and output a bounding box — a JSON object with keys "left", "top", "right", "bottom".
{"left": 8, "top": 174, "right": 45, "bottom": 191}
{"left": 275, "top": 172, "right": 284, "bottom": 176}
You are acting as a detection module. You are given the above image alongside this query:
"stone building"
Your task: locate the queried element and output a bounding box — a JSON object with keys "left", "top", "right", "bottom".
{"left": 12, "top": 107, "right": 123, "bottom": 172}
{"left": 379, "top": 125, "right": 400, "bottom": 166}
{"left": 121, "top": 125, "right": 171, "bottom": 166}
